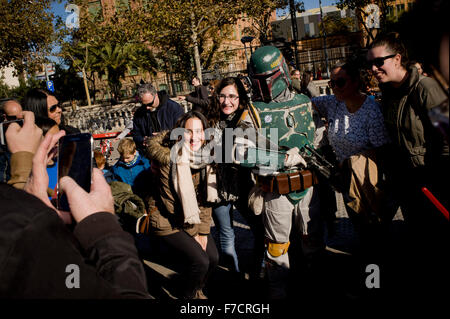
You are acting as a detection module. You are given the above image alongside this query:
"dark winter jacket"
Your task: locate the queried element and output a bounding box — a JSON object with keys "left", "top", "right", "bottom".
{"left": 380, "top": 66, "right": 448, "bottom": 170}
{"left": 132, "top": 90, "right": 184, "bottom": 151}
{"left": 379, "top": 66, "right": 449, "bottom": 212}
{"left": 110, "top": 181, "right": 146, "bottom": 219}
{"left": 146, "top": 132, "right": 212, "bottom": 237}
{"left": 0, "top": 183, "right": 151, "bottom": 299}
{"left": 185, "top": 85, "right": 210, "bottom": 113}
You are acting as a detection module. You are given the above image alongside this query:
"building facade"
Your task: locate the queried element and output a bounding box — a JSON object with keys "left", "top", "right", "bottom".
{"left": 271, "top": 6, "right": 362, "bottom": 77}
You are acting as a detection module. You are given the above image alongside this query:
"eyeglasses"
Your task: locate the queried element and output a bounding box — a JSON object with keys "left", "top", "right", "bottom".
{"left": 218, "top": 94, "right": 239, "bottom": 102}
{"left": 366, "top": 54, "right": 397, "bottom": 68}
{"left": 185, "top": 128, "right": 204, "bottom": 136}
{"left": 142, "top": 95, "right": 156, "bottom": 108}
{"left": 328, "top": 78, "right": 347, "bottom": 89}
{"left": 48, "top": 103, "right": 61, "bottom": 113}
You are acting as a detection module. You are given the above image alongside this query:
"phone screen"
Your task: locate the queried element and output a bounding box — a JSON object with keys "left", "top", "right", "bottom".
{"left": 0, "top": 119, "right": 24, "bottom": 145}
{"left": 57, "top": 133, "right": 93, "bottom": 212}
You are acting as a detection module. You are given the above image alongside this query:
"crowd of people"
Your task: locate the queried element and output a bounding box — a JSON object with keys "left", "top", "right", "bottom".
{"left": 0, "top": 14, "right": 448, "bottom": 302}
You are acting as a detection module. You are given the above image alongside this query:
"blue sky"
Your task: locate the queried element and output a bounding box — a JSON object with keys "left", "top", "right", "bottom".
{"left": 303, "top": 0, "right": 336, "bottom": 10}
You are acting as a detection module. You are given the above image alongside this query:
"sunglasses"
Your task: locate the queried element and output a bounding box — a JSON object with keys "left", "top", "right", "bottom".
{"left": 48, "top": 103, "right": 61, "bottom": 113}
{"left": 366, "top": 54, "right": 397, "bottom": 68}
{"left": 142, "top": 95, "right": 156, "bottom": 108}
{"left": 328, "top": 78, "right": 347, "bottom": 89}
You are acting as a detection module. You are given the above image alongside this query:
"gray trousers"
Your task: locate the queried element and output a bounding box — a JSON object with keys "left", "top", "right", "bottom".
{"left": 262, "top": 186, "right": 323, "bottom": 298}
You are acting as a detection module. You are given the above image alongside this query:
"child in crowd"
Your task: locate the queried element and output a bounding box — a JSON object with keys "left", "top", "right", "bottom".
{"left": 111, "top": 138, "right": 152, "bottom": 198}
{"left": 94, "top": 150, "right": 114, "bottom": 183}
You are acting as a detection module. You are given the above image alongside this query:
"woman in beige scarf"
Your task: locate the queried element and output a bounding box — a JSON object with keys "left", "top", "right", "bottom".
{"left": 145, "top": 111, "right": 219, "bottom": 299}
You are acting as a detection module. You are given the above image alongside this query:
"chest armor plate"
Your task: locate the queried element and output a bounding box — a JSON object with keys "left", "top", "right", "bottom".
{"left": 251, "top": 94, "right": 315, "bottom": 150}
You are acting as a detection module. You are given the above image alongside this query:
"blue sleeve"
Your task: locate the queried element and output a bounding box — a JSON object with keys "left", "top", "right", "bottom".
{"left": 367, "top": 100, "right": 390, "bottom": 148}
{"left": 311, "top": 95, "right": 333, "bottom": 119}
{"left": 142, "top": 157, "right": 151, "bottom": 170}
{"left": 110, "top": 166, "right": 122, "bottom": 182}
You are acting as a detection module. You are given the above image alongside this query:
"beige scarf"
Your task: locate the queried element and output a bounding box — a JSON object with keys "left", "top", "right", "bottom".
{"left": 171, "top": 142, "right": 219, "bottom": 225}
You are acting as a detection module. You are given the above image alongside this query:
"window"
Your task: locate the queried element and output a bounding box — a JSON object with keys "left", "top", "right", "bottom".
{"left": 88, "top": 1, "right": 103, "bottom": 22}
{"left": 396, "top": 4, "right": 405, "bottom": 15}
{"left": 408, "top": 2, "right": 414, "bottom": 11}
{"left": 304, "top": 23, "right": 310, "bottom": 37}
{"left": 115, "top": 0, "right": 130, "bottom": 13}
{"left": 175, "top": 81, "right": 183, "bottom": 93}
{"left": 386, "top": 6, "right": 394, "bottom": 16}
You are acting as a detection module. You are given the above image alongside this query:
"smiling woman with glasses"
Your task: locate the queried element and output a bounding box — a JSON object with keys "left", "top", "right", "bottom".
{"left": 204, "top": 77, "right": 264, "bottom": 277}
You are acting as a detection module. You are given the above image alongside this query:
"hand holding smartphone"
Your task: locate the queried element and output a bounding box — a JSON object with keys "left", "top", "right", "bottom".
{"left": 0, "top": 118, "right": 24, "bottom": 145}
{"left": 57, "top": 133, "right": 93, "bottom": 212}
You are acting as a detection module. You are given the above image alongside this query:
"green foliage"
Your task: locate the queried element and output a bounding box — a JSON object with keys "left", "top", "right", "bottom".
{"left": 58, "top": 0, "right": 295, "bottom": 94}
{"left": 51, "top": 65, "right": 85, "bottom": 103}
{"left": 335, "top": 0, "right": 395, "bottom": 45}
{"left": 243, "top": 0, "right": 303, "bottom": 43}
{"left": 0, "top": 0, "right": 59, "bottom": 74}
{"left": 0, "top": 76, "right": 45, "bottom": 101}
{"left": 319, "top": 15, "right": 356, "bottom": 36}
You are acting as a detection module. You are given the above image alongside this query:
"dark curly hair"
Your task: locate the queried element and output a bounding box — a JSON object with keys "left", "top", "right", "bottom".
{"left": 207, "top": 77, "right": 250, "bottom": 126}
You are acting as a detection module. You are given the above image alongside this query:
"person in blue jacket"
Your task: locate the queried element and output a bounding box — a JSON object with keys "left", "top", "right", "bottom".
{"left": 111, "top": 138, "right": 152, "bottom": 199}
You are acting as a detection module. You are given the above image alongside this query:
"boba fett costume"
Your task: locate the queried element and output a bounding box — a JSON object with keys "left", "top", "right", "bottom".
{"left": 242, "top": 46, "right": 323, "bottom": 299}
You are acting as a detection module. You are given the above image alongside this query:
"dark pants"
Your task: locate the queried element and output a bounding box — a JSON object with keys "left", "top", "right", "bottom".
{"left": 0, "top": 146, "right": 11, "bottom": 183}
{"left": 235, "top": 192, "right": 266, "bottom": 278}
{"left": 383, "top": 163, "right": 450, "bottom": 301}
{"left": 161, "top": 231, "right": 219, "bottom": 298}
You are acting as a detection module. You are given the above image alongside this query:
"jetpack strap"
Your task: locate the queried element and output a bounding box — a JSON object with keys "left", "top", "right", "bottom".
{"left": 248, "top": 103, "right": 262, "bottom": 129}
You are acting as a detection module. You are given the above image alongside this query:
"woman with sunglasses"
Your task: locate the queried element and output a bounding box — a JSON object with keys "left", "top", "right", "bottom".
{"left": 22, "top": 88, "right": 80, "bottom": 134}
{"left": 311, "top": 60, "right": 389, "bottom": 165}
{"left": 311, "top": 59, "right": 390, "bottom": 253}
{"left": 367, "top": 33, "right": 449, "bottom": 291}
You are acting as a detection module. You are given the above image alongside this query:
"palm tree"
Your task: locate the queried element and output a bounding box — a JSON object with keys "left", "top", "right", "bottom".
{"left": 91, "top": 41, "right": 158, "bottom": 101}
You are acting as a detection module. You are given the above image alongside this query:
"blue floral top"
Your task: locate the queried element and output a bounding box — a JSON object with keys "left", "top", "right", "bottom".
{"left": 312, "top": 95, "right": 390, "bottom": 162}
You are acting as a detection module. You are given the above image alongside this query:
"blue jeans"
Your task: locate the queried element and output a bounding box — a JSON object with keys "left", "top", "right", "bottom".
{"left": 212, "top": 203, "right": 240, "bottom": 272}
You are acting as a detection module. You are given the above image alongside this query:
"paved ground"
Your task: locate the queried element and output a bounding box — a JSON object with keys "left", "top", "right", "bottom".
{"left": 132, "top": 189, "right": 407, "bottom": 303}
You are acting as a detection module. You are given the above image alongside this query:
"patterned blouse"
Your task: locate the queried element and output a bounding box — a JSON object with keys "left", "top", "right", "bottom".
{"left": 312, "top": 95, "right": 389, "bottom": 162}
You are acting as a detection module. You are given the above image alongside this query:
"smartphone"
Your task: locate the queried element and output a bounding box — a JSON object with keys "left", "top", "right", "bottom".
{"left": 0, "top": 118, "right": 24, "bottom": 145}
{"left": 57, "top": 133, "right": 93, "bottom": 212}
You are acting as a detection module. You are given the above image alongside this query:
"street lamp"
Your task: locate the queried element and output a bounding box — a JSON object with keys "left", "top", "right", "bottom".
{"left": 319, "top": 0, "right": 330, "bottom": 78}
{"left": 241, "top": 36, "right": 255, "bottom": 63}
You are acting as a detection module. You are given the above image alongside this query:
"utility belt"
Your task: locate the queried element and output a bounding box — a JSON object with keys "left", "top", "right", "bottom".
{"left": 256, "top": 170, "right": 318, "bottom": 195}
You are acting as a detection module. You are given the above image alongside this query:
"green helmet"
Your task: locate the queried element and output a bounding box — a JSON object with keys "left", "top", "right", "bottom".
{"left": 248, "top": 46, "right": 292, "bottom": 103}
